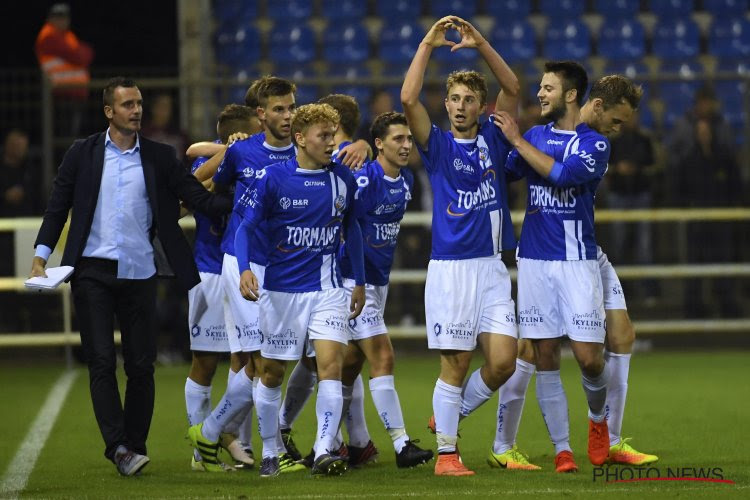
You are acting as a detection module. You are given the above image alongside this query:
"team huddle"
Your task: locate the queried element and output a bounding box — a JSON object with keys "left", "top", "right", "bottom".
{"left": 184, "top": 16, "right": 658, "bottom": 478}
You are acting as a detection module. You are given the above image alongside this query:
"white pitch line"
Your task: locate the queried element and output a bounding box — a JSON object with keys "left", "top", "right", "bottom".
{"left": 0, "top": 369, "right": 78, "bottom": 498}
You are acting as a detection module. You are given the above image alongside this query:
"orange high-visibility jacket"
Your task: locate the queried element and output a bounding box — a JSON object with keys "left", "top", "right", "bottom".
{"left": 35, "top": 22, "right": 93, "bottom": 99}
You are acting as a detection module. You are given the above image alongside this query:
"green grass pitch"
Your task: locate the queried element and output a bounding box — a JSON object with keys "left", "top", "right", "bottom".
{"left": 2, "top": 351, "right": 748, "bottom": 498}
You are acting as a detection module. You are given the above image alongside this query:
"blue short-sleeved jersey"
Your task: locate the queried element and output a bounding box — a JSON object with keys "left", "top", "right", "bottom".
{"left": 191, "top": 155, "right": 224, "bottom": 274}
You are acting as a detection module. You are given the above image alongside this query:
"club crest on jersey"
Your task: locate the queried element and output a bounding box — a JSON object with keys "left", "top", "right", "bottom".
{"left": 478, "top": 146, "right": 489, "bottom": 163}
{"left": 595, "top": 141, "right": 607, "bottom": 151}
{"left": 453, "top": 158, "right": 475, "bottom": 174}
{"left": 280, "top": 197, "right": 292, "bottom": 209}
{"left": 334, "top": 195, "right": 346, "bottom": 212}
{"left": 242, "top": 167, "right": 255, "bottom": 178}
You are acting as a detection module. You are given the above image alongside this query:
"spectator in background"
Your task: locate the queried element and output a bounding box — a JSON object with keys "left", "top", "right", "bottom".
{"left": 141, "top": 93, "right": 191, "bottom": 161}
{"left": 0, "top": 129, "right": 36, "bottom": 276}
{"left": 606, "top": 111, "right": 658, "bottom": 302}
{"left": 356, "top": 89, "right": 395, "bottom": 147}
{"left": 667, "top": 86, "right": 743, "bottom": 318}
{"left": 35, "top": 3, "right": 94, "bottom": 137}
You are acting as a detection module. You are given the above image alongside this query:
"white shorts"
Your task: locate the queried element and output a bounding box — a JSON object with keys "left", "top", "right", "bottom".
{"left": 425, "top": 255, "right": 517, "bottom": 351}
{"left": 259, "top": 288, "right": 349, "bottom": 361}
{"left": 221, "top": 254, "right": 264, "bottom": 353}
{"left": 597, "top": 246, "right": 627, "bottom": 310}
{"left": 343, "top": 279, "right": 388, "bottom": 340}
{"left": 517, "top": 258, "right": 605, "bottom": 343}
{"left": 188, "top": 272, "right": 230, "bottom": 352}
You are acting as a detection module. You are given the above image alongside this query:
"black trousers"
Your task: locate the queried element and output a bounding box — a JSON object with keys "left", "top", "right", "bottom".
{"left": 71, "top": 258, "right": 157, "bottom": 461}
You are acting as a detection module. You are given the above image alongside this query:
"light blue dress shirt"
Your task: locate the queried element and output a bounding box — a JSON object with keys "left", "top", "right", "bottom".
{"left": 36, "top": 130, "right": 156, "bottom": 279}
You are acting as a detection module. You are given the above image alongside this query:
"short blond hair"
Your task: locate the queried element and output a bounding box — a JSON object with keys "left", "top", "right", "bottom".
{"left": 445, "top": 70, "right": 488, "bottom": 105}
{"left": 291, "top": 103, "right": 340, "bottom": 142}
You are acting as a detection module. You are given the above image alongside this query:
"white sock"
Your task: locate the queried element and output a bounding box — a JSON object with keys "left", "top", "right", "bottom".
{"left": 493, "top": 359, "right": 535, "bottom": 455}
{"left": 433, "top": 379, "right": 462, "bottom": 454}
{"left": 255, "top": 380, "right": 282, "bottom": 459}
{"left": 238, "top": 378, "right": 255, "bottom": 446}
{"left": 536, "top": 370, "right": 571, "bottom": 454}
{"left": 279, "top": 361, "right": 317, "bottom": 430}
{"left": 459, "top": 368, "right": 495, "bottom": 417}
{"left": 203, "top": 368, "right": 254, "bottom": 442}
{"left": 604, "top": 351, "right": 631, "bottom": 446}
{"left": 582, "top": 369, "right": 608, "bottom": 423}
{"left": 345, "top": 375, "right": 371, "bottom": 447}
{"left": 185, "top": 377, "right": 211, "bottom": 461}
{"left": 369, "top": 375, "right": 408, "bottom": 453}
{"left": 223, "top": 368, "right": 242, "bottom": 435}
{"left": 314, "top": 380, "right": 343, "bottom": 458}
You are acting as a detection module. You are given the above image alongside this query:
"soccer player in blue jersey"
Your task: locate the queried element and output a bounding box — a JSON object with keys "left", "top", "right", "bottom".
{"left": 487, "top": 70, "right": 657, "bottom": 471}
{"left": 401, "top": 15, "right": 521, "bottom": 476}
{"left": 184, "top": 104, "right": 260, "bottom": 471}
{"left": 494, "top": 64, "right": 643, "bottom": 472}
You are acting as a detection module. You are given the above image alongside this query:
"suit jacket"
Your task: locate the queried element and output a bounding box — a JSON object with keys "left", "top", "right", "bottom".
{"left": 35, "top": 131, "right": 232, "bottom": 290}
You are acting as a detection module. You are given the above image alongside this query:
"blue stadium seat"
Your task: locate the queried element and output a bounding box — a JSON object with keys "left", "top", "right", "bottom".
{"left": 543, "top": 19, "right": 591, "bottom": 59}
{"left": 715, "top": 80, "right": 746, "bottom": 128}
{"left": 433, "top": 23, "right": 479, "bottom": 64}
{"left": 636, "top": 101, "right": 655, "bottom": 129}
{"left": 228, "top": 68, "right": 262, "bottom": 104}
{"left": 593, "top": 0, "right": 640, "bottom": 18}
{"left": 323, "top": 22, "right": 370, "bottom": 63}
{"left": 703, "top": 0, "right": 748, "bottom": 18}
{"left": 274, "top": 63, "right": 319, "bottom": 104}
{"left": 605, "top": 59, "right": 649, "bottom": 79}
{"left": 267, "top": 0, "right": 313, "bottom": 21}
{"left": 214, "top": 0, "right": 257, "bottom": 26}
{"left": 328, "top": 64, "right": 372, "bottom": 105}
{"left": 321, "top": 0, "right": 366, "bottom": 20}
{"left": 215, "top": 26, "right": 261, "bottom": 69}
{"left": 659, "top": 60, "right": 701, "bottom": 127}
{"left": 429, "top": 0, "right": 478, "bottom": 18}
{"left": 380, "top": 21, "right": 423, "bottom": 64}
{"left": 488, "top": 0, "right": 532, "bottom": 21}
{"left": 269, "top": 23, "right": 316, "bottom": 64}
{"left": 376, "top": 0, "right": 421, "bottom": 18}
{"left": 652, "top": 17, "right": 700, "bottom": 59}
{"left": 437, "top": 60, "right": 481, "bottom": 75}
{"left": 709, "top": 18, "right": 750, "bottom": 58}
{"left": 540, "top": 0, "right": 585, "bottom": 18}
{"left": 598, "top": 19, "right": 646, "bottom": 60}
{"left": 491, "top": 20, "right": 536, "bottom": 64}
{"left": 717, "top": 58, "right": 750, "bottom": 75}
{"left": 649, "top": 0, "right": 694, "bottom": 17}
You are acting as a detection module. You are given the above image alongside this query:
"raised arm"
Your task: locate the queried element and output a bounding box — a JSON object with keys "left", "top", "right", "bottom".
{"left": 401, "top": 16, "right": 459, "bottom": 149}
{"left": 452, "top": 17, "right": 520, "bottom": 116}
{"left": 193, "top": 148, "right": 226, "bottom": 183}
{"left": 186, "top": 141, "right": 224, "bottom": 159}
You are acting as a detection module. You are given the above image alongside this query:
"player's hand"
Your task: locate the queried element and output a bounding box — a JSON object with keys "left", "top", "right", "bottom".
{"left": 349, "top": 285, "right": 365, "bottom": 320}
{"left": 337, "top": 140, "right": 370, "bottom": 170}
{"left": 239, "top": 270, "right": 260, "bottom": 301}
{"left": 30, "top": 256, "right": 47, "bottom": 278}
{"left": 493, "top": 111, "right": 522, "bottom": 146}
{"left": 422, "top": 16, "right": 460, "bottom": 48}
{"left": 227, "top": 132, "right": 250, "bottom": 145}
{"left": 451, "top": 17, "right": 487, "bottom": 51}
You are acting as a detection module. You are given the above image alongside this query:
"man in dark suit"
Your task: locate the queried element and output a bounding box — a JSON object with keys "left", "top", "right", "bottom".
{"left": 29, "top": 77, "right": 232, "bottom": 476}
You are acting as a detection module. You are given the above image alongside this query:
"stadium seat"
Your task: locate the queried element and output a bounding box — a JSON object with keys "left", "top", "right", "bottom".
{"left": 702, "top": 0, "right": 748, "bottom": 18}
{"left": 543, "top": 19, "right": 591, "bottom": 60}
{"left": 274, "top": 63, "right": 319, "bottom": 104}
{"left": 652, "top": 17, "right": 700, "bottom": 59}
{"left": 269, "top": 22, "right": 316, "bottom": 65}
{"left": 709, "top": 18, "right": 750, "bottom": 58}
{"left": 215, "top": 26, "right": 261, "bottom": 69}
{"left": 715, "top": 80, "right": 746, "bottom": 130}
{"left": 659, "top": 60, "right": 702, "bottom": 127}
{"left": 598, "top": 19, "right": 646, "bottom": 60}
{"left": 321, "top": 0, "right": 366, "bottom": 20}
{"left": 487, "top": 0, "right": 532, "bottom": 21}
{"left": 213, "top": 0, "right": 257, "bottom": 27}
{"left": 540, "top": 0, "right": 585, "bottom": 19}
{"left": 323, "top": 22, "right": 370, "bottom": 63}
{"left": 429, "top": 0, "right": 478, "bottom": 18}
{"left": 491, "top": 19, "right": 536, "bottom": 64}
{"left": 376, "top": 0, "right": 421, "bottom": 18}
{"left": 328, "top": 64, "right": 372, "bottom": 105}
{"left": 717, "top": 58, "right": 750, "bottom": 75}
{"left": 605, "top": 59, "right": 649, "bottom": 79}
{"left": 593, "top": 0, "right": 640, "bottom": 18}
{"left": 649, "top": 0, "right": 694, "bottom": 17}
{"left": 636, "top": 101, "right": 655, "bottom": 129}
{"left": 266, "top": 0, "right": 313, "bottom": 21}
{"left": 380, "top": 21, "right": 423, "bottom": 64}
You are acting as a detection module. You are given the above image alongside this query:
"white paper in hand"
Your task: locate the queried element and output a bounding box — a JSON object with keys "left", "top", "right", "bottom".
{"left": 24, "top": 266, "right": 75, "bottom": 290}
